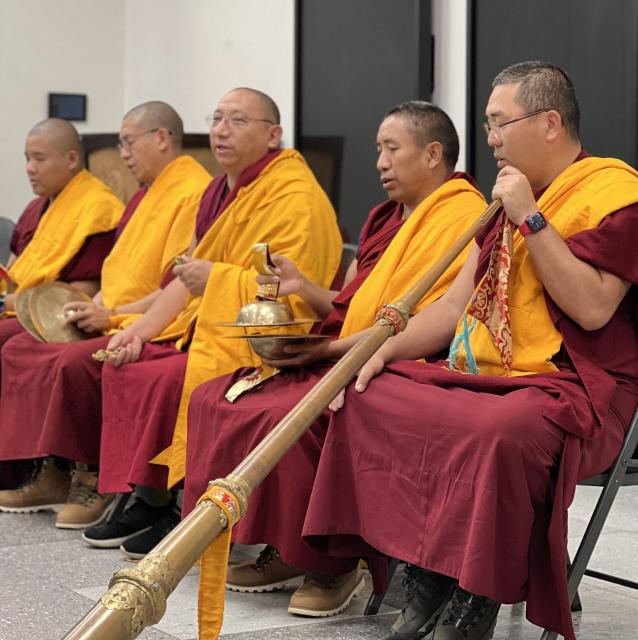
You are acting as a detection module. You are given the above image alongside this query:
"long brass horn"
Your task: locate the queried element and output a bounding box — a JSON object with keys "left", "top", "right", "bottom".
{"left": 63, "top": 199, "right": 502, "bottom": 639}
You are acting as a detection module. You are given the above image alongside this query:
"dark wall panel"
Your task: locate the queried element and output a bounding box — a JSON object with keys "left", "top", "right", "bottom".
{"left": 298, "top": 0, "right": 431, "bottom": 240}
{"left": 469, "top": 0, "right": 638, "bottom": 195}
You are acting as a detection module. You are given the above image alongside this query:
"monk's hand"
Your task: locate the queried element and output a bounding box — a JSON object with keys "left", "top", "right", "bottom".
{"left": 492, "top": 165, "right": 538, "bottom": 225}
{"left": 262, "top": 338, "right": 333, "bottom": 368}
{"left": 3, "top": 293, "right": 16, "bottom": 312}
{"left": 256, "top": 255, "right": 305, "bottom": 297}
{"left": 104, "top": 329, "right": 143, "bottom": 367}
{"left": 63, "top": 301, "right": 111, "bottom": 333}
{"left": 173, "top": 256, "right": 213, "bottom": 296}
{"left": 329, "top": 352, "right": 386, "bottom": 412}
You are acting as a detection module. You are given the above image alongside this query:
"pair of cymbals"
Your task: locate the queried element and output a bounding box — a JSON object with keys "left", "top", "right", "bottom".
{"left": 15, "top": 282, "right": 97, "bottom": 343}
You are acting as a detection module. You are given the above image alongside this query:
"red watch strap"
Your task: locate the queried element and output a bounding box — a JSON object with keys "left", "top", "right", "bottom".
{"left": 518, "top": 219, "right": 533, "bottom": 236}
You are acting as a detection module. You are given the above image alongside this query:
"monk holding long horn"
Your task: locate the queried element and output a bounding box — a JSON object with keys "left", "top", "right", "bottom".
{"left": 182, "top": 101, "right": 487, "bottom": 621}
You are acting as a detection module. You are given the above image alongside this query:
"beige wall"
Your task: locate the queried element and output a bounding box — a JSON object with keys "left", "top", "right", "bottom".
{"left": 0, "top": 0, "right": 296, "bottom": 222}
{"left": 0, "top": 0, "right": 126, "bottom": 220}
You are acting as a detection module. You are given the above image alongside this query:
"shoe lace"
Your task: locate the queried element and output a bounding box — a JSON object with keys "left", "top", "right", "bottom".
{"left": 441, "top": 585, "right": 496, "bottom": 634}
{"left": 66, "top": 472, "right": 99, "bottom": 506}
{"left": 254, "top": 545, "right": 279, "bottom": 572}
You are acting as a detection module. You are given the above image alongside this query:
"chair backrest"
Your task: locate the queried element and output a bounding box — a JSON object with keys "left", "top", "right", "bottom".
{"left": 580, "top": 403, "right": 638, "bottom": 486}
{"left": 0, "top": 216, "right": 16, "bottom": 265}
{"left": 81, "top": 133, "right": 222, "bottom": 203}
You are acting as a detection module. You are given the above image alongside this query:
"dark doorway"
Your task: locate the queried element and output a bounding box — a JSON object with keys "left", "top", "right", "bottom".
{"left": 296, "top": 0, "right": 432, "bottom": 241}
{"left": 469, "top": 0, "right": 638, "bottom": 196}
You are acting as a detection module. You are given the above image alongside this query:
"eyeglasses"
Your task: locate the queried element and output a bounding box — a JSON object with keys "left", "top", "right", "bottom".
{"left": 205, "top": 114, "right": 274, "bottom": 129}
{"left": 483, "top": 108, "right": 552, "bottom": 141}
{"left": 118, "top": 128, "right": 172, "bottom": 151}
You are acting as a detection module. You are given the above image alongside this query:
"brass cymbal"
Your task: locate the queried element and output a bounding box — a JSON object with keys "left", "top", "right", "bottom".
{"left": 29, "top": 282, "right": 99, "bottom": 343}
{"left": 224, "top": 333, "right": 329, "bottom": 360}
{"left": 15, "top": 288, "right": 45, "bottom": 342}
{"left": 214, "top": 318, "right": 320, "bottom": 328}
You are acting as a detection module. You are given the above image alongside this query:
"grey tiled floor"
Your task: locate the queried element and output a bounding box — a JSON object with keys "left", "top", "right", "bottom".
{"left": 0, "top": 486, "right": 636, "bottom": 639}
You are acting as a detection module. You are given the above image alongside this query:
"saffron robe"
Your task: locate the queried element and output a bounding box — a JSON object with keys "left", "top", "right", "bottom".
{"left": 181, "top": 175, "right": 487, "bottom": 578}
{"left": 0, "top": 178, "right": 121, "bottom": 490}
{"left": 98, "top": 149, "right": 342, "bottom": 493}
{"left": 98, "top": 150, "right": 284, "bottom": 493}
{"left": 7, "top": 170, "right": 122, "bottom": 292}
{"left": 151, "top": 149, "right": 343, "bottom": 488}
{"left": 0, "top": 157, "right": 211, "bottom": 465}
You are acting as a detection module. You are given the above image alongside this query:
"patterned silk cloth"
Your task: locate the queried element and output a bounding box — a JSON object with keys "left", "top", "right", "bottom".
{"left": 461, "top": 211, "right": 515, "bottom": 373}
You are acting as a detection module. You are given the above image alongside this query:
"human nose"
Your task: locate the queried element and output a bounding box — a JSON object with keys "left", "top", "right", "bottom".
{"left": 376, "top": 150, "right": 389, "bottom": 172}
{"left": 26, "top": 158, "right": 37, "bottom": 174}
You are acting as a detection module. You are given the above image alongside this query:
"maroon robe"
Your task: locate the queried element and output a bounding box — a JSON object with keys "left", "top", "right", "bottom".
{"left": 96, "top": 149, "right": 284, "bottom": 494}
{"left": 0, "top": 196, "right": 117, "bottom": 488}
{"left": 182, "top": 189, "right": 638, "bottom": 637}
{"left": 0, "top": 187, "right": 149, "bottom": 468}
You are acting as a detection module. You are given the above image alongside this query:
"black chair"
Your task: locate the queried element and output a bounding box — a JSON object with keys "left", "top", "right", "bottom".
{"left": 540, "top": 404, "right": 638, "bottom": 639}
{"left": 0, "top": 216, "right": 15, "bottom": 265}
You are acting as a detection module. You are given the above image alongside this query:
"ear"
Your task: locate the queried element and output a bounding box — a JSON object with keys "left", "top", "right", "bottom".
{"left": 545, "top": 110, "right": 562, "bottom": 142}
{"left": 267, "top": 125, "right": 284, "bottom": 150}
{"left": 424, "top": 141, "right": 443, "bottom": 169}
{"left": 156, "top": 127, "right": 172, "bottom": 152}
{"left": 67, "top": 149, "right": 81, "bottom": 172}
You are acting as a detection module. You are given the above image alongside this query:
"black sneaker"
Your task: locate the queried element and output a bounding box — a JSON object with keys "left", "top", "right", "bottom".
{"left": 82, "top": 498, "right": 170, "bottom": 548}
{"left": 432, "top": 585, "right": 500, "bottom": 640}
{"left": 119, "top": 506, "right": 181, "bottom": 559}
{"left": 386, "top": 566, "right": 456, "bottom": 640}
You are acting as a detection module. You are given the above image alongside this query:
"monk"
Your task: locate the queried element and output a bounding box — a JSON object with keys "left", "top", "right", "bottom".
{"left": 181, "top": 101, "right": 487, "bottom": 626}
{"left": 68, "top": 87, "right": 341, "bottom": 559}
{"left": 281, "top": 62, "right": 638, "bottom": 640}
{"left": 0, "top": 118, "right": 123, "bottom": 489}
{"left": 0, "top": 101, "right": 211, "bottom": 530}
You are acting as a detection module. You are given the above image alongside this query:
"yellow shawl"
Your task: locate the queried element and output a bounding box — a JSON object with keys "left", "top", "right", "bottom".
{"left": 151, "top": 149, "right": 342, "bottom": 486}
{"left": 454, "top": 157, "right": 638, "bottom": 376}
{"left": 9, "top": 170, "right": 123, "bottom": 291}
{"left": 340, "top": 178, "right": 487, "bottom": 338}
{"left": 100, "top": 155, "right": 211, "bottom": 329}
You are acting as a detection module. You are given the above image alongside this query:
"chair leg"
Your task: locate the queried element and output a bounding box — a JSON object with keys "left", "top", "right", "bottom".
{"left": 364, "top": 557, "right": 402, "bottom": 615}
{"left": 564, "top": 412, "right": 638, "bottom": 604}
{"left": 539, "top": 409, "right": 638, "bottom": 639}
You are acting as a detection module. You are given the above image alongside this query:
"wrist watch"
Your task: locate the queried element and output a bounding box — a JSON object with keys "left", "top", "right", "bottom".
{"left": 519, "top": 210, "right": 547, "bottom": 237}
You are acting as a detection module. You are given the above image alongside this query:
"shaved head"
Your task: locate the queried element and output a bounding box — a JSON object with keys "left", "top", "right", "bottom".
{"left": 229, "top": 88, "right": 280, "bottom": 124}
{"left": 124, "top": 101, "right": 184, "bottom": 149}
{"left": 25, "top": 118, "right": 84, "bottom": 197}
{"left": 28, "top": 118, "right": 83, "bottom": 165}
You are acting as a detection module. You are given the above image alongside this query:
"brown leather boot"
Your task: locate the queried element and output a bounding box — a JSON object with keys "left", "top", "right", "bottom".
{"left": 288, "top": 568, "right": 365, "bottom": 617}
{"left": 226, "top": 545, "right": 304, "bottom": 592}
{"left": 0, "top": 458, "right": 70, "bottom": 513}
{"left": 55, "top": 469, "right": 114, "bottom": 529}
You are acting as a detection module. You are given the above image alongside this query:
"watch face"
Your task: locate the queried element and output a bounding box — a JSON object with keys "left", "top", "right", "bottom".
{"left": 527, "top": 212, "right": 547, "bottom": 232}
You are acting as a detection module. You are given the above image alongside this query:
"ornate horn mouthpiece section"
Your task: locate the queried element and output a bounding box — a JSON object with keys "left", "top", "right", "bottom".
{"left": 253, "top": 242, "right": 279, "bottom": 301}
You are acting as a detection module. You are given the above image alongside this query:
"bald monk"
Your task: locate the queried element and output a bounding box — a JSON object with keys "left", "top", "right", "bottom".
{"left": 180, "top": 102, "right": 486, "bottom": 627}
{"left": 79, "top": 87, "right": 342, "bottom": 558}
{"left": 0, "top": 101, "right": 211, "bottom": 529}
{"left": 0, "top": 118, "right": 122, "bottom": 490}
{"left": 250, "top": 62, "right": 638, "bottom": 640}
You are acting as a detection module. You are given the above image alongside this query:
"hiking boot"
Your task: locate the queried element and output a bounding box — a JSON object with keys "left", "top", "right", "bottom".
{"left": 226, "top": 545, "right": 304, "bottom": 592}
{"left": 387, "top": 566, "right": 456, "bottom": 640}
{"left": 119, "top": 506, "right": 181, "bottom": 559}
{"left": 288, "top": 568, "right": 365, "bottom": 617}
{"left": 83, "top": 497, "right": 170, "bottom": 548}
{"left": 0, "top": 458, "right": 70, "bottom": 513}
{"left": 55, "top": 470, "right": 114, "bottom": 529}
{"left": 432, "top": 585, "right": 500, "bottom": 640}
